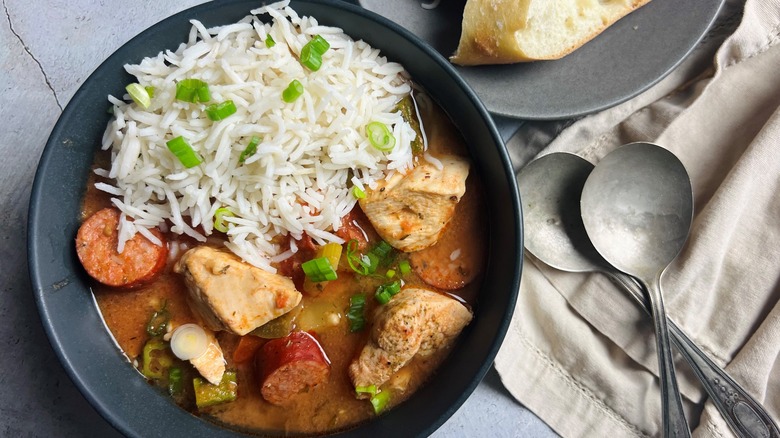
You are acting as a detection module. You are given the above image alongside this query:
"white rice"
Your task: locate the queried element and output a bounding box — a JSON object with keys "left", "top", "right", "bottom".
{"left": 97, "top": 1, "right": 419, "bottom": 272}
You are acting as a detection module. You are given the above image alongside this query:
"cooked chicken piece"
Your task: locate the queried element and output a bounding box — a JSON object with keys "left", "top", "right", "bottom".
{"left": 349, "top": 287, "right": 472, "bottom": 392}
{"left": 174, "top": 246, "right": 302, "bottom": 336}
{"left": 189, "top": 328, "right": 226, "bottom": 386}
{"left": 359, "top": 155, "right": 469, "bottom": 252}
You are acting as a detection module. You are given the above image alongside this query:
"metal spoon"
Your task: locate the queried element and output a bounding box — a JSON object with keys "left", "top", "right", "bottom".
{"left": 518, "top": 151, "right": 780, "bottom": 438}
{"left": 579, "top": 142, "right": 692, "bottom": 437}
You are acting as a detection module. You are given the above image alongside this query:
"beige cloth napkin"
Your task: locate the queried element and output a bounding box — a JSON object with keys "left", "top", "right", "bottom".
{"left": 495, "top": 0, "right": 780, "bottom": 436}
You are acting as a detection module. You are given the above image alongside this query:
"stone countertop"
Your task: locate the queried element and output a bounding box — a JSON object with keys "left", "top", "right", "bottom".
{"left": 0, "top": 1, "right": 554, "bottom": 436}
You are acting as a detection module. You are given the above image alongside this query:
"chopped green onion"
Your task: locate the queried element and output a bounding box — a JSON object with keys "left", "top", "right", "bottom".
{"left": 145, "top": 86, "right": 156, "bottom": 98}
{"left": 398, "top": 260, "right": 411, "bottom": 276}
{"left": 213, "top": 207, "right": 234, "bottom": 233}
{"left": 386, "top": 269, "right": 396, "bottom": 279}
{"left": 375, "top": 289, "right": 392, "bottom": 305}
{"left": 370, "top": 390, "right": 391, "bottom": 414}
{"left": 126, "top": 83, "right": 152, "bottom": 109}
{"left": 355, "top": 384, "right": 377, "bottom": 396}
{"left": 360, "top": 252, "right": 380, "bottom": 274}
{"left": 300, "top": 44, "right": 323, "bottom": 71}
{"left": 346, "top": 240, "right": 365, "bottom": 274}
{"left": 352, "top": 186, "right": 366, "bottom": 199}
{"left": 146, "top": 304, "right": 169, "bottom": 337}
{"left": 346, "top": 293, "right": 366, "bottom": 333}
{"left": 194, "top": 371, "right": 238, "bottom": 409}
{"left": 166, "top": 136, "right": 202, "bottom": 168}
{"left": 301, "top": 256, "right": 338, "bottom": 282}
{"left": 346, "top": 239, "right": 396, "bottom": 276}
{"left": 239, "top": 136, "right": 261, "bottom": 164}
{"left": 309, "top": 35, "right": 330, "bottom": 55}
{"left": 372, "top": 241, "right": 393, "bottom": 259}
{"left": 265, "top": 34, "right": 276, "bottom": 48}
{"left": 170, "top": 324, "right": 209, "bottom": 361}
{"left": 175, "top": 78, "right": 210, "bottom": 103}
{"left": 205, "top": 100, "right": 237, "bottom": 121}
{"left": 366, "top": 121, "right": 396, "bottom": 151}
{"left": 168, "top": 367, "right": 184, "bottom": 396}
{"left": 197, "top": 85, "right": 211, "bottom": 103}
{"left": 282, "top": 79, "right": 304, "bottom": 103}
{"left": 375, "top": 281, "right": 401, "bottom": 305}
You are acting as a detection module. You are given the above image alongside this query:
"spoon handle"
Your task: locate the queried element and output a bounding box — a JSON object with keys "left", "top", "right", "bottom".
{"left": 608, "top": 272, "right": 780, "bottom": 438}
{"left": 643, "top": 274, "right": 691, "bottom": 437}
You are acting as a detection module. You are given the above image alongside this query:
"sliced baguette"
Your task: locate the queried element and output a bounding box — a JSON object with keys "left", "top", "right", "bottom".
{"left": 451, "top": 0, "right": 652, "bottom": 66}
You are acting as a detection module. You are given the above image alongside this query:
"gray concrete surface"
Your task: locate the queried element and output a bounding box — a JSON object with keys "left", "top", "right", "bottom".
{"left": 0, "top": 1, "right": 554, "bottom": 436}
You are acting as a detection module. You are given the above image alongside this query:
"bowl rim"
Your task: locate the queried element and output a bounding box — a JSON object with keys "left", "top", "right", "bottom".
{"left": 27, "top": 1, "right": 523, "bottom": 436}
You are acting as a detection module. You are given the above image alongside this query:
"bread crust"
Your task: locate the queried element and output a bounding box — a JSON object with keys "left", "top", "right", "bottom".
{"left": 451, "top": 0, "right": 652, "bottom": 66}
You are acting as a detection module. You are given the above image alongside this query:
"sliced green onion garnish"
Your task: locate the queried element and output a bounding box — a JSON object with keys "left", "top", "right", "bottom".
{"left": 372, "top": 241, "right": 393, "bottom": 259}
{"left": 355, "top": 384, "right": 377, "bottom": 396}
{"left": 300, "top": 44, "right": 323, "bottom": 71}
{"left": 213, "top": 207, "right": 234, "bottom": 233}
{"left": 352, "top": 186, "right": 366, "bottom": 199}
{"left": 170, "top": 323, "right": 209, "bottom": 361}
{"left": 301, "top": 256, "right": 338, "bottom": 282}
{"left": 346, "top": 239, "right": 368, "bottom": 275}
{"left": 309, "top": 35, "right": 330, "bottom": 55}
{"left": 386, "top": 269, "right": 396, "bottom": 279}
{"left": 175, "top": 78, "right": 210, "bottom": 103}
{"left": 205, "top": 100, "right": 237, "bottom": 121}
{"left": 360, "top": 252, "right": 380, "bottom": 275}
{"left": 346, "top": 239, "right": 396, "bottom": 276}
{"left": 346, "top": 293, "right": 366, "bottom": 333}
{"left": 145, "top": 86, "right": 156, "bottom": 98}
{"left": 197, "top": 85, "right": 211, "bottom": 103}
{"left": 375, "top": 290, "right": 392, "bottom": 305}
{"left": 366, "top": 121, "right": 396, "bottom": 151}
{"left": 126, "top": 83, "right": 151, "bottom": 109}
{"left": 370, "top": 390, "right": 390, "bottom": 414}
{"left": 398, "top": 260, "right": 411, "bottom": 276}
{"left": 239, "top": 136, "right": 261, "bottom": 164}
{"left": 375, "top": 281, "right": 401, "bottom": 305}
{"left": 265, "top": 34, "right": 276, "bottom": 48}
{"left": 282, "top": 79, "right": 304, "bottom": 103}
{"left": 166, "top": 136, "right": 202, "bottom": 168}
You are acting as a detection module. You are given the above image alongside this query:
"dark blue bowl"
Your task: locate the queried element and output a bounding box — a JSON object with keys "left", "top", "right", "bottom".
{"left": 28, "top": 1, "right": 522, "bottom": 436}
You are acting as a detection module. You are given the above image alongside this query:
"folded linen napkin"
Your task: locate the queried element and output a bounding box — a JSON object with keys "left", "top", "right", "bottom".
{"left": 495, "top": 0, "right": 780, "bottom": 436}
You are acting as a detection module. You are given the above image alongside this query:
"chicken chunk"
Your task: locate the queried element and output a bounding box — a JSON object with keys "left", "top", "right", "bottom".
{"left": 359, "top": 155, "right": 469, "bottom": 252}
{"left": 189, "top": 327, "right": 226, "bottom": 386}
{"left": 174, "top": 246, "right": 302, "bottom": 336}
{"left": 348, "top": 287, "right": 472, "bottom": 392}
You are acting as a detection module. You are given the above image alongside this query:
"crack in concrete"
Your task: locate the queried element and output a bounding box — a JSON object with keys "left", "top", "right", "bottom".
{"left": 3, "top": 0, "right": 63, "bottom": 111}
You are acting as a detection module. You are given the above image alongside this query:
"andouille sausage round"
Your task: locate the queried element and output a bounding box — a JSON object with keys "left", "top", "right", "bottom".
{"left": 256, "top": 331, "right": 331, "bottom": 405}
{"left": 75, "top": 208, "right": 168, "bottom": 288}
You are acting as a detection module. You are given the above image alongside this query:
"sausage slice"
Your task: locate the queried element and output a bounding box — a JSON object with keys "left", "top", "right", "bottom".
{"left": 256, "top": 331, "right": 330, "bottom": 405}
{"left": 75, "top": 208, "right": 167, "bottom": 288}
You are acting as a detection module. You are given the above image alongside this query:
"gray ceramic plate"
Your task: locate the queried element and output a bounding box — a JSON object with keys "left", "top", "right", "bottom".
{"left": 360, "top": 0, "right": 724, "bottom": 120}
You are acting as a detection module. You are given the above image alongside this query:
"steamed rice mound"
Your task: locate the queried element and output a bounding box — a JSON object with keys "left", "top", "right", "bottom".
{"left": 97, "top": 1, "right": 421, "bottom": 272}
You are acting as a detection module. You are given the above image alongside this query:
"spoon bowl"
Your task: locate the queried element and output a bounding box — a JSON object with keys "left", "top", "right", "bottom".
{"left": 519, "top": 152, "right": 604, "bottom": 273}
{"left": 580, "top": 143, "right": 693, "bottom": 279}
